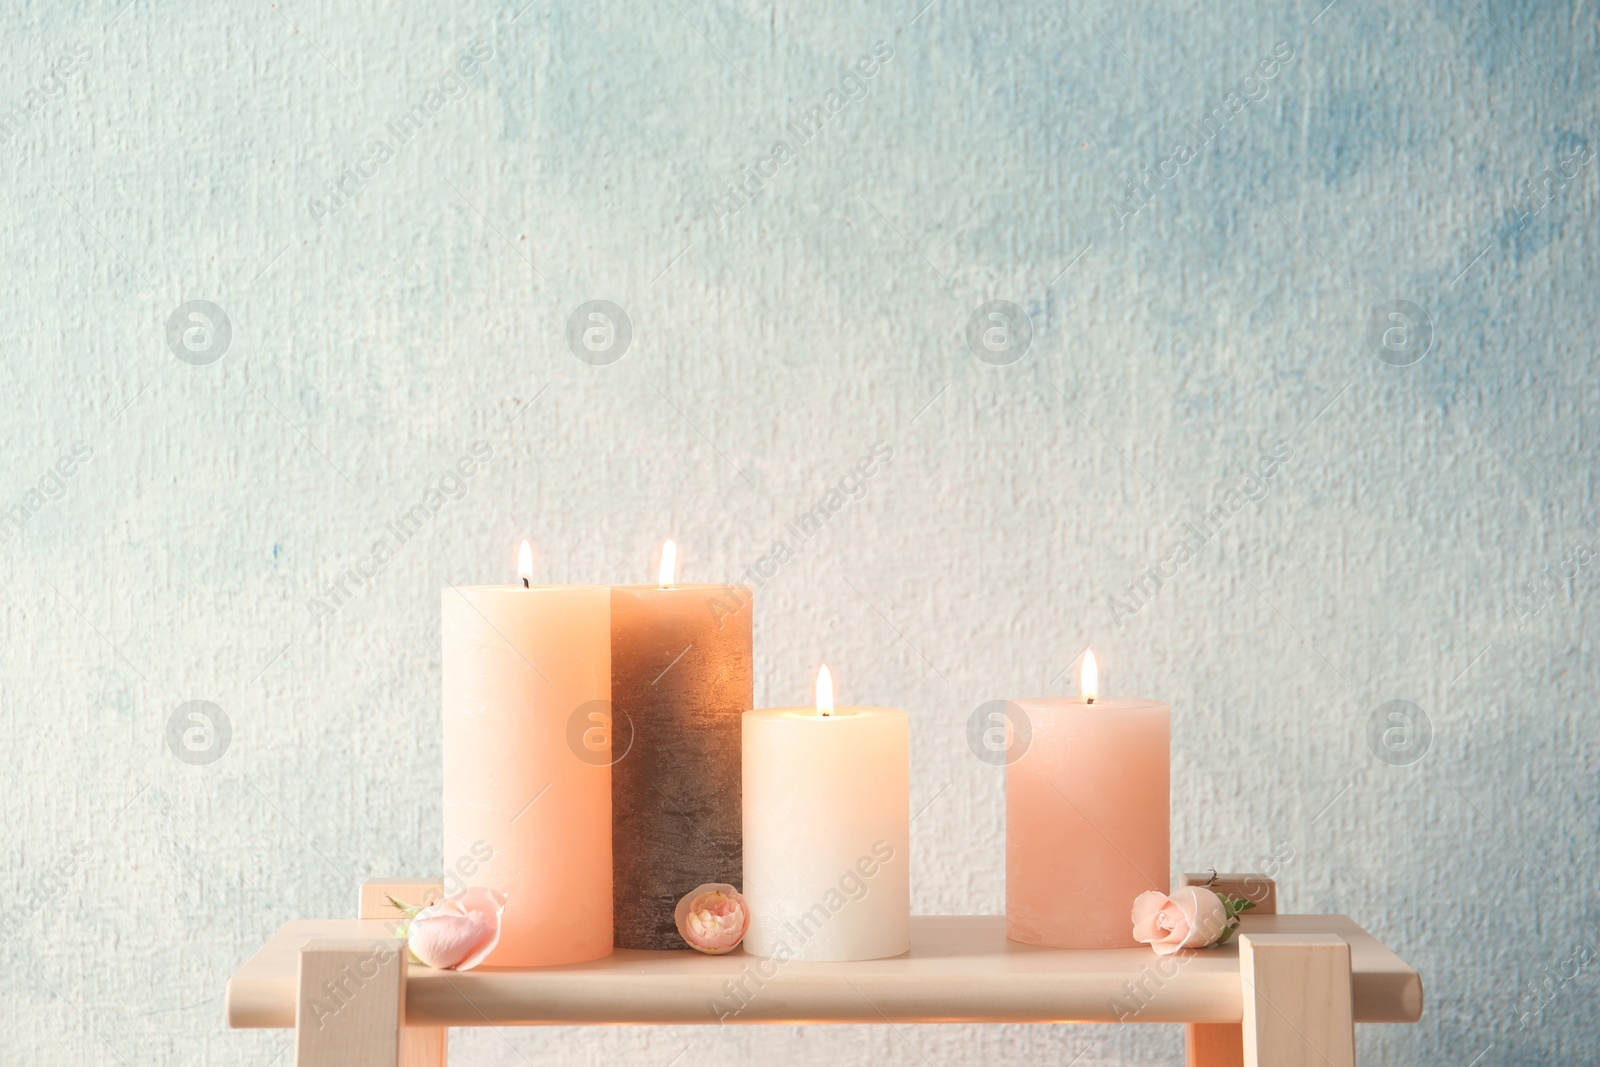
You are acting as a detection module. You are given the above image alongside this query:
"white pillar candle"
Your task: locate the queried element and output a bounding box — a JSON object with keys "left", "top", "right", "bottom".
{"left": 742, "top": 667, "right": 910, "bottom": 962}
{"left": 441, "top": 541, "right": 612, "bottom": 967}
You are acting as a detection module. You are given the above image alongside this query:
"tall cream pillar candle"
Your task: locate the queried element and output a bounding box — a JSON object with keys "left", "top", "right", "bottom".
{"left": 742, "top": 667, "right": 910, "bottom": 962}
{"left": 441, "top": 542, "right": 612, "bottom": 967}
{"left": 1006, "top": 651, "right": 1170, "bottom": 949}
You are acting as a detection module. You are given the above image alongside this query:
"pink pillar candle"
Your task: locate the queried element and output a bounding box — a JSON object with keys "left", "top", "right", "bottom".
{"left": 1005, "top": 696, "right": 1169, "bottom": 949}
{"left": 442, "top": 581, "right": 612, "bottom": 967}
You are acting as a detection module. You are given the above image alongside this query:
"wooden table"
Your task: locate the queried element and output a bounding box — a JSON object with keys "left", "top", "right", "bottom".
{"left": 225, "top": 878, "right": 1421, "bottom": 1066}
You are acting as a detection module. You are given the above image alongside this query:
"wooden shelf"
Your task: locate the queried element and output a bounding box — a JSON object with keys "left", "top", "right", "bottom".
{"left": 226, "top": 913, "right": 1420, "bottom": 1030}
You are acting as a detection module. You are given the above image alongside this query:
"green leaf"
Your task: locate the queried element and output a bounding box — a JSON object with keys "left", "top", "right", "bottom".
{"left": 387, "top": 894, "right": 425, "bottom": 918}
{"left": 1216, "top": 893, "right": 1258, "bottom": 922}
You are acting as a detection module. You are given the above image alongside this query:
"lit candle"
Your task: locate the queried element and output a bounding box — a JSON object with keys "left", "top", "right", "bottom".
{"left": 742, "top": 666, "right": 910, "bottom": 962}
{"left": 1006, "top": 650, "right": 1170, "bottom": 948}
{"left": 610, "top": 541, "right": 752, "bottom": 949}
{"left": 441, "top": 540, "right": 612, "bottom": 966}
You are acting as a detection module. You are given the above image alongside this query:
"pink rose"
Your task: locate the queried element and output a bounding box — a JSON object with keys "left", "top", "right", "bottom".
{"left": 407, "top": 887, "right": 506, "bottom": 971}
{"left": 1131, "top": 886, "right": 1229, "bottom": 955}
{"left": 674, "top": 883, "right": 749, "bottom": 954}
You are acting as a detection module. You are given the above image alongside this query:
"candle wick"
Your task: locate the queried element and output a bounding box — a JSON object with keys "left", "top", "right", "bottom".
{"left": 1086, "top": 696, "right": 1095, "bottom": 705}
{"left": 522, "top": 578, "right": 530, "bottom": 589}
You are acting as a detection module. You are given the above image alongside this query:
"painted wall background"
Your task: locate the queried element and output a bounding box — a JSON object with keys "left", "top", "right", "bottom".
{"left": 2, "top": 0, "right": 1595, "bottom": 1063}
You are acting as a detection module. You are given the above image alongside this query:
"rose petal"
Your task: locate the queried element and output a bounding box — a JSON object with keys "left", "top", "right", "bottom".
{"left": 409, "top": 912, "right": 492, "bottom": 970}
{"left": 689, "top": 908, "right": 745, "bottom": 949}
{"left": 452, "top": 889, "right": 507, "bottom": 971}
{"left": 674, "top": 883, "right": 748, "bottom": 955}
{"left": 1162, "top": 886, "right": 1228, "bottom": 951}
{"left": 1131, "top": 891, "right": 1170, "bottom": 944}
{"left": 1158, "top": 907, "right": 1193, "bottom": 947}
{"left": 408, "top": 887, "right": 506, "bottom": 970}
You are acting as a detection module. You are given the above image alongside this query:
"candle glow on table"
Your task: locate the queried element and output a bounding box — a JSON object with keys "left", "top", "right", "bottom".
{"left": 742, "top": 666, "right": 910, "bottom": 962}
{"left": 610, "top": 540, "right": 751, "bottom": 950}
{"left": 441, "top": 541, "right": 612, "bottom": 966}
{"left": 1006, "top": 650, "right": 1170, "bottom": 949}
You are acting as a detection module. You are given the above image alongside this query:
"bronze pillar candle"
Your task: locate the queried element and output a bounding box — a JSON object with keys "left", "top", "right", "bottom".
{"left": 610, "top": 573, "right": 751, "bottom": 950}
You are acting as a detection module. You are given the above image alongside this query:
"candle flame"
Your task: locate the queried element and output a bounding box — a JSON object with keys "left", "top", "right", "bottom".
{"left": 659, "top": 539, "right": 677, "bottom": 589}
{"left": 816, "top": 664, "right": 834, "bottom": 717}
{"left": 1081, "top": 649, "right": 1098, "bottom": 704}
{"left": 518, "top": 540, "right": 534, "bottom": 587}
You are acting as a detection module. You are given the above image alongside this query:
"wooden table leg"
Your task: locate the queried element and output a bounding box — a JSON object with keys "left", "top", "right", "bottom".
{"left": 1187, "top": 1022, "right": 1247, "bottom": 1067}
{"left": 296, "top": 938, "right": 408, "bottom": 1067}
{"left": 1180, "top": 874, "right": 1275, "bottom": 1067}
{"left": 360, "top": 878, "right": 447, "bottom": 1067}
{"left": 1237, "top": 933, "right": 1356, "bottom": 1067}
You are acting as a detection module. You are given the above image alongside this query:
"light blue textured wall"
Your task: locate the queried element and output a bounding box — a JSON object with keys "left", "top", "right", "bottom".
{"left": 2, "top": 0, "right": 1595, "bottom": 1064}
